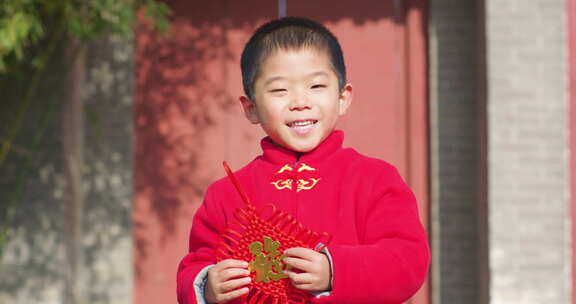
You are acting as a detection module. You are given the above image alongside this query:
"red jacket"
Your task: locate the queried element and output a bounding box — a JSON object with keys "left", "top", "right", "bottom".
{"left": 177, "top": 130, "right": 429, "bottom": 303}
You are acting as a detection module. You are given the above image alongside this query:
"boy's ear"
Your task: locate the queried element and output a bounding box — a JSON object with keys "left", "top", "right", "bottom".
{"left": 239, "top": 95, "right": 260, "bottom": 124}
{"left": 338, "top": 84, "right": 353, "bottom": 115}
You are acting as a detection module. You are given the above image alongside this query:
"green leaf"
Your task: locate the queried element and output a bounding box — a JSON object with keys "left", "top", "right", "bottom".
{"left": 0, "top": 0, "right": 171, "bottom": 74}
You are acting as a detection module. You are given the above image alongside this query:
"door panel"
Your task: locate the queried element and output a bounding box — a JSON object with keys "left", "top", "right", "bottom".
{"left": 134, "top": 2, "right": 275, "bottom": 304}
{"left": 287, "top": 3, "right": 430, "bottom": 302}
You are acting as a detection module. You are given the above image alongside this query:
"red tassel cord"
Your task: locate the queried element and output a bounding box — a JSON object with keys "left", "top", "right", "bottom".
{"left": 217, "top": 162, "right": 332, "bottom": 304}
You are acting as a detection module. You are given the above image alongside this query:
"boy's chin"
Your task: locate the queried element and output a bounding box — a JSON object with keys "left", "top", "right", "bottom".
{"left": 273, "top": 132, "right": 334, "bottom": 153}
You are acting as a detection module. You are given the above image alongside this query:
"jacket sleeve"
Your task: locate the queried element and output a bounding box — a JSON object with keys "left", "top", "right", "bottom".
{"left": 177, "top": 184, "right": 225, "bottom": 304}
{"left": 321, "top": 168, "right": 430, "bottom": 304}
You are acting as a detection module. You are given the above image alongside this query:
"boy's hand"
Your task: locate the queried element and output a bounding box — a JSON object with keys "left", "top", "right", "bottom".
{"left": 205, "top": 259, "right": 251, "bottom": 303}
{"left": 283, "top": 248, "right": 331, "bottom": 292}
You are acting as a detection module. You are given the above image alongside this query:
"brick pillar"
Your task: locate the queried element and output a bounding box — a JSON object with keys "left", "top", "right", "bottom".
{"left": 485, "top": 0, "right": 571, "bottom": 303}
{"left": 428, "top": 1, "right": 485, "bottom": 303}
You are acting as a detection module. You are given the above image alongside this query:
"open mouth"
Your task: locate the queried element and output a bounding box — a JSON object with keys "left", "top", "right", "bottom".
{"left": 286, "top": 119, "right": 318, "bottom": 134}
{"left": 286, "top": 119, "right": 318, "bottom": 128}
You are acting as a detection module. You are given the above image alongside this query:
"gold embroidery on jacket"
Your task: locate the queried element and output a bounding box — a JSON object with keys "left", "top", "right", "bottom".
{"left": 271, "top": 179, "right": 293, "bottom": 190}
{"left": 271, "top": 163, "right": 320, "bottom": 191}
{"left": 296, "top": 178, "right": 321, "bottom": 192}
{"left": 297, "top": 163, "right": 316, "bottom": 172}
{"left": 277, "top": 164, "right": 293, "bottom": 173}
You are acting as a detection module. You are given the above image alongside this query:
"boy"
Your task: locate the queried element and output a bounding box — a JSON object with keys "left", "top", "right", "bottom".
{"left": 177, "top": 17, "right": 429, "bottom": 304}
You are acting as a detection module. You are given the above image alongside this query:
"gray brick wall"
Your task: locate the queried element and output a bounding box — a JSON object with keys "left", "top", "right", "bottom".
{"left": 82, "top": 35, "right": 134, "bottom": 304}
{"left": 486, "top": 0, "right": 570, "bottom": 303}
{"left": 0, "top": 35, "right": 134, "bottom": 304}
{"left": 429, "top": 1, "right": 484, "bottom": 303}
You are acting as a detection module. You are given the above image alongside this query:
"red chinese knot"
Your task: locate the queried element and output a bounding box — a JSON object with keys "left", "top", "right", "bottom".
{"left": 216, "top": 162, "right": 331, "bottom": 304}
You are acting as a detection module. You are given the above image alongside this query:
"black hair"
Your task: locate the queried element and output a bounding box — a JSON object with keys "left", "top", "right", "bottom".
{"left": 240, "top": 16, "right": 347, "bottom": 100}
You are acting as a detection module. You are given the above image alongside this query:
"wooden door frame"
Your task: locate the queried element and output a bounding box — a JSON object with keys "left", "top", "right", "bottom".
{"left": 400, "top": 0, "right": 430, "bottom": 303}
{"left": 569, "top": 0, "right": 576, "bottom": 302}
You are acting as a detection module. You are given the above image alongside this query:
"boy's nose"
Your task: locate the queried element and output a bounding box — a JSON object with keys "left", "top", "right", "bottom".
{"left": 289, "top": 92, "right": 311, "bottom": 111}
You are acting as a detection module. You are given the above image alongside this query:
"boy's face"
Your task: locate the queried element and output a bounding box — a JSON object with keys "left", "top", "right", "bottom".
{"left": 240, "top": 48, "right": 352, "bottom": 153}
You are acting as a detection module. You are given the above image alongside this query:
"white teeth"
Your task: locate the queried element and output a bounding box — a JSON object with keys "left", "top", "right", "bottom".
{"left": 289, "top": 120, "right": 316, "bottom": 127}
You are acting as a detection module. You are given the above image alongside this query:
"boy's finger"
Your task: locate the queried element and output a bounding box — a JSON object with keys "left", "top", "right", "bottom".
{"left": 218, "top": 276, "right": 252, "bottom": 293}
{"left": 283, "top": 256, "right": 313, "bottom": 272}
{"left": 292, "top": 283, "right": 315, "bottom": 291}
{"left": 219, "top": 268, "right": 251, "bottom": 281}
{"left": 284, "top": 247, "right": 317, "bottom": 260}
{"left": 217, "top": 287, "right": 250, "bottom": 303}
{"left": 216, "top": 259, "right": 249, "bottom": 270}
{"left": 284, "top": 270, "right": 313, "bottom": 285}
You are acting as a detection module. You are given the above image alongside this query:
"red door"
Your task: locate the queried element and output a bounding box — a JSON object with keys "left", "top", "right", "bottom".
{"left": 135, "top": 1, "right": 429, "bottom": 303}
{"left": 287, "top": 2, "right": 429, "bottom": 304}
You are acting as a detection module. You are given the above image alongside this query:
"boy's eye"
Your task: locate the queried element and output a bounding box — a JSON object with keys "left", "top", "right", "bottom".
{"left": 311, "top": 84, "right": 326, "bottom": 89}
{"left": 269, "top": 88, "right": 287, "bottom": 93}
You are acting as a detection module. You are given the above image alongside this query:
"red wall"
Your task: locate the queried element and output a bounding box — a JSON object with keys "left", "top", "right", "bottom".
{"left": 134, "top": 1, "right": 429, "bottom": 303}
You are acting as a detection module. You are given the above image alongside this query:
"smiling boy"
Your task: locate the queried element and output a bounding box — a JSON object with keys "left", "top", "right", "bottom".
{"left": 177, "top": 17, "right": 429, "bottom": 304}
{"left": 240, "top": 46, "right": 350, "bottom": 153}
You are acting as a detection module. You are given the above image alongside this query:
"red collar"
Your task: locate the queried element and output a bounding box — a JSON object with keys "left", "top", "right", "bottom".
{"left": 260, "top": 130, "right": 344, "bottom": 165}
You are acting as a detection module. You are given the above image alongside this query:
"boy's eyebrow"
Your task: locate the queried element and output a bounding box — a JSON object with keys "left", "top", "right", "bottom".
{"left": 263, "top": 71, "right": 330, "bottom": 86}
{"left": 263, "top": 76, "right": 285, "bottom": 86}
{"left": 307, "top": 71, "right": 330, "bottom": 78}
